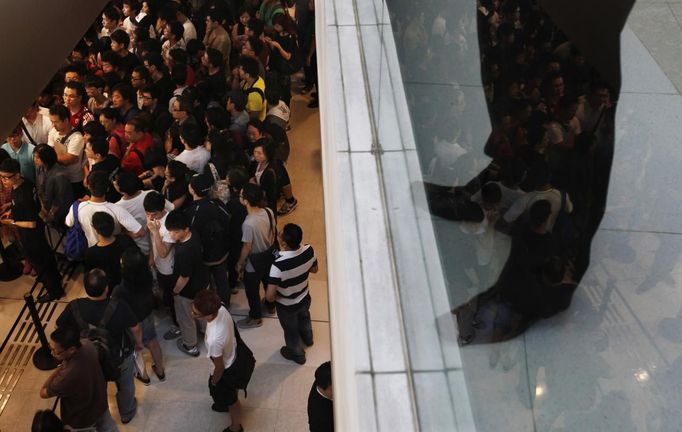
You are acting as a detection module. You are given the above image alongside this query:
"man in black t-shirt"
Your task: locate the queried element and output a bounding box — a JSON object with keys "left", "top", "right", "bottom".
{"left": 165, "top": 210, "right": 209, "bottom": 357}
{"left": 85, "top": 211, "right": 138, "bottom": 288}
{"left": 57, "top": 269, "right": 143, "bottom": 424}
{"left": 0, "top": 159, "right": 64, "bottom": 302}
{"left": 308, "top": 361, "right": 334, "bottom": 432}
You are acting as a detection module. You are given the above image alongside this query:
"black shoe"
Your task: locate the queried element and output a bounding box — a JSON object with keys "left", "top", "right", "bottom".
{"left": 212, "top": 403, "right": 230, "bottom": 413}
{"left": 280, "top": 346, "right": 306, "bottom": 365}
{"left": 37, "top": 292, "right": 64, "bottom": 303}
{"left": 303, "top": 339, "right": 314, "bottom": 348}
{"left": 135, "top": 373, "right": 151, "bottom": 386}
{"left": 223, "top": 427, "right": 244, "bottom": 432}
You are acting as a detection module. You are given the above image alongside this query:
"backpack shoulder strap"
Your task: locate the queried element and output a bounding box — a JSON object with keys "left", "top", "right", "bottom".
{"left": 100, "top": 299, "right": 119, "bottom": 327}
{"left": 246, "top": 86, "right": 265, "bottom": 102}
{"left": 71, "top": 201, "right": 82, "bottom": 230}
{"left": 264, "top": 207, "right": 276, "bottom": 241}
{"left": 70, "top": 299, "right": 88, "bottom": 330}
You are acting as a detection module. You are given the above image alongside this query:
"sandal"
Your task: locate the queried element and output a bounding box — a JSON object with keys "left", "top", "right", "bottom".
{"left": 151, "top": 364, "right": 166, "bottom": 382}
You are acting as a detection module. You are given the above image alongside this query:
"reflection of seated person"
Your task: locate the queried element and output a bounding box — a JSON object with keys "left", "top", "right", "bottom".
{"left": 454, "top": 200, "right": 577, "bottom": 344}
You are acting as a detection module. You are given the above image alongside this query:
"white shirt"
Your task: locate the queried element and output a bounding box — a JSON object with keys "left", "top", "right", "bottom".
{"left": 22, "top": 114, "right": 52, "bottom": 145}
{"left": 266, "top": 100, "right": 290, "bottom": 124}
{"left": 205, "top": 306, "right": 237, "bottom": 372}
{"left": 151, "top": 211, "right": 175, "bottom": 275}
{"left": 183, "top": 20, "right": 197, "bottom": 41}
{"left": 47, "top": 128, "right": 85, "bottom": 183}
{"left": 175, "top": 146, "right": 211, "bottom": 173}
{"left": 115, "top": 190, "right": 174, "bottom": 254}
{"left": 65, "top": 201, "right": 142, "bottom": 247}
{"left": 503, "top": 188, "right": 573, "bottom": 232}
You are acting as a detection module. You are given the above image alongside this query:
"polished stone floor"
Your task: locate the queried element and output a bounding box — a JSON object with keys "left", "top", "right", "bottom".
{"left": 0, "top": 90, "right": 328, "bottom": 432}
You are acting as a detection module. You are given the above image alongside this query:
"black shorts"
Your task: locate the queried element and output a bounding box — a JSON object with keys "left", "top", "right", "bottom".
{"left": 208, "top": 341, "right": 255, "bottom": 408}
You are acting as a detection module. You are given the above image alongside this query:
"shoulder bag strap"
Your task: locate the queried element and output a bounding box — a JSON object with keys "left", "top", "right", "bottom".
{"left": 264, "top": 207, "right": 276, "bottom": 243}
{"left": 20, "top": 121, "right": 37, "bottom": 146}
{"left": 100, "top": 299, "right": 119, "bottom": 327}
{"left": 208, "top": 162, "right": 220, "bottom": 182}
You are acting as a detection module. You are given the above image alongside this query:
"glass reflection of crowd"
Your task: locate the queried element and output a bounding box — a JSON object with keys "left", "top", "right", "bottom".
{"left": 390, "top": 0, "right": 617, "bottom": 343}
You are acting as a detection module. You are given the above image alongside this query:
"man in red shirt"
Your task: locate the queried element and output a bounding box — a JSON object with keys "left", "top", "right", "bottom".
{"left": 122, "top": 117, "right": 154, "bottom": 174}
{"left": 63, "top": 81, "right": 94, "bottom": 130}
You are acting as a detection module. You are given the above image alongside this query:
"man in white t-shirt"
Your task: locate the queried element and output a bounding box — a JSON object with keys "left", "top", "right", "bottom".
{"left": 192, "top": 290, "right": 251, "bottom": 432}
{"left": 174, "top": 124, "right": 210, "bottom": 173}
{"left": 114, "top": 172, "right": 174, "bottom": 254}
{"left": 47, "top": 105, "right": 86, "bottom": 198}
{"left": 65, "top": 171, "right": 144, "bottom": 247}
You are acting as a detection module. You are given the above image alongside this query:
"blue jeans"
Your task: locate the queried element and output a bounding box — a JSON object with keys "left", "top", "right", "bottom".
{"left": 115, "top": 354, "right": 137, "bottom": 422}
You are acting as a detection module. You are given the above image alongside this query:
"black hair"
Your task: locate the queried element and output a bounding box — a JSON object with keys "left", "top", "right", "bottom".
{"left": 205, "top": 48, "right": 223, "bottom": 68}
{"left": 171, "top": 63, "right": 187, "bottom": 87}
{"left": 87, "top": 170, "right": 110, "bottom": 197}
{"left": 64, "top": 81, "right": 87, "bottom": 99}
{"left": 206, "top": 9, "right": 225, "bottom": 24}
{"left": 253, "top": 138, "right": 276, "bottom": 162}
{"left": 167, "top": 21, "right": 184, "bottom": 40}
{"left": 167, "top": 159, "right": 189, "bottom": 180}
{"left": 227, "top": 166, "right": 249, "bottom": 192}
{"left": 100, "top": 107, "right": 120, "bottom": 122}
{"left": 144, "top": 145, "right": 167, "bottom": 169}
{"left": 315, "top": 361, "right": 332, "bottom": 389}
{"left": 132, "top": 65, "right": 151, "bottom": 81}
{"left": 116, "top": 171, "right": 143, "bottom": 195}
{"left": 112, "top": 83, "right": 136, "bottom": 104}
{"left": 164, "top": 209, "right": 190, "bottom": 230}
{"left": 48, "top": 104, "right": 70, "bottom": 121}
{"left": 82, "top": 123, "right": 108, "bottom": 140}
{"left": 91, "top": 211, "right": 115, "bottom": 237}
{"left": 121, "top": 247, "right": 153, "bottom": 289}
{"left": 0, "top": 158, "right": 20, "bottom": 174}
{"left": 101, "top": 50, "right": 121, "bottom": 69}
{"left": 481, "top": 182, "right": 502, "bottom": 204}
{"left": 110, "top": 29, "right": 130, "bottom": 49}
{"left": 50, "top": 325, "right": 83, "bottom": 350}
{"left": 102, "top": 5, "right": 122, "bottom": 22}
{"left": 143, "top": 52, "right": 165, "bottom": 71}
{"left": 141, "top": 84, "right": 160, "bottom": 100}
{"left": 89, "top": 135, "right": 109, "bottom": 157}
{"left": 180, "top": 123, "right": 203, "bottom": 149}
{"left": 169, "top": 48, "right": 188, "bottom": 65}
{"left": 205, "top": 107, "right": 231, "bottom": 131}
{"left": 529, "top": 200, "right": 551, "bottom": 228}
{"left": 239, "top": 56, "right": 259, "bottom": 79}
{"left": 281, "top": 223, "right": 303, "bottom": 249}
{"left": 64, "top": 63, "right": 86, "bottom": 78}
{"left": 248, "top": 18, "right": 264, "bottom": 37}
{"left": 241, "top": 183, "right": 263, "bottom": 207}
{"left": 34, "top": 144, "right": 57, "bottom": 168}
{"left": 143, "top": 190, "right": 166, "bottom": 212}
{"left": 84, "top": 268, "right": 109, "bottom": 297}
{"left": 85, "top": 74, "right": 105, "bottom": 90}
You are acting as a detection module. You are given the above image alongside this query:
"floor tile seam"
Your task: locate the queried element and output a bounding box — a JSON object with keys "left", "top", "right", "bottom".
{"left": 355, "top": 367, "right": 464, "bottom": 375}
{"left": 598, "top": 227, "right": 682, "bottom": 236}
{"left": 626, "top": 23, "right": 682, "bottom": 94}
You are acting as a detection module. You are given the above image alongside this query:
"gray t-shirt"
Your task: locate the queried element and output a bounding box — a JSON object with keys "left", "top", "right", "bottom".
{"left": 242, "top": 208, "right": 274, "bottom": 272}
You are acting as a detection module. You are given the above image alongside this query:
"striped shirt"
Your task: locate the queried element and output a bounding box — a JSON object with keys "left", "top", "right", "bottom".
{"left": 269, "top": 245, "right": 317, "bottom": 306}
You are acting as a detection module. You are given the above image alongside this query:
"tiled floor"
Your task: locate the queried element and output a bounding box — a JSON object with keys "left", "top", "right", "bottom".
{"left": 0, "top": 90, "right": 329, "bottom": 432}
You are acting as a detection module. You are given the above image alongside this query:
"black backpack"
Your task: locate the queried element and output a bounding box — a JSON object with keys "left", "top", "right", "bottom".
{"left": 190, "top": 199, "right": 231, "bottom": 263}
{"left": 70, "top": 299, "right": 124, "bottom": 381}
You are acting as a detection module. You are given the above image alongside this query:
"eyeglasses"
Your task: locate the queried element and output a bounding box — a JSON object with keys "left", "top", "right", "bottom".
{"left": 0, "top": 173, "right": 16, "bottom": 180}
{"left": 190, "top": 308, "right": 206, "bottom": 318}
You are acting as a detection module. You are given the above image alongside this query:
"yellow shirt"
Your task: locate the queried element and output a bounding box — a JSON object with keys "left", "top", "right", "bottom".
{"left": 241, "top": 77, "right": 267, "bottom": 121}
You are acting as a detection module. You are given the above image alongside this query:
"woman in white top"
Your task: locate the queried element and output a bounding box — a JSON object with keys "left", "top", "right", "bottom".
{"left": 192, "top": 290, "right": 255, "bottom": 432}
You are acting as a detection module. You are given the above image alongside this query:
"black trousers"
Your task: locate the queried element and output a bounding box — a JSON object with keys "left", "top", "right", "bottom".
{"left": 18, "top": 226, "right": 62, "bottom": 296}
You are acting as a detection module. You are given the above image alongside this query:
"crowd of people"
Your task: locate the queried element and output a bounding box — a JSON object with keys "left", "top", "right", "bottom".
{"left": 392, "top": 0, "right": 617, "bottom": 342}
{"left": 0, "top": 0, "right": 334, "bottom": 431}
